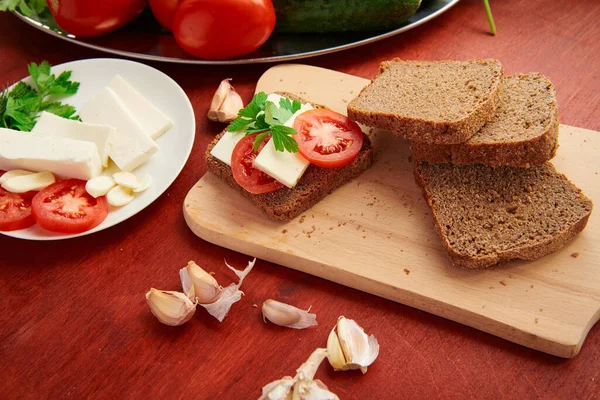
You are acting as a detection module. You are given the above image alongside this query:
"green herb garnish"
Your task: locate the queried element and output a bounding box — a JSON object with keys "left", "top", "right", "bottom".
{"left": 228, "top": 92, "right": 302, "bottom": 153}
{"left": 0, "top": 0, "right": 48, "bottom": 17}
{"left": 482, "top": 0, "right": 496, "bottom": 35}
{"left": 0, "top": 61, "right": 80, "bottom": 131}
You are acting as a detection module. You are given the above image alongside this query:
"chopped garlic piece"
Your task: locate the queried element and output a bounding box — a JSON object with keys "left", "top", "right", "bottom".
{"left": 133, "top": 173, "right": 152, "bottom": 192}
{"left": 112, "top": 171, "right": 141, "bottom": 189}
{"left": 106, "top": 185, "right": 133, "bottom": 207}
{"left": 2, "top": 171, "right": 55, "bottom": 193}
{"left": 0, "top": 169, "right": 34, "bottom": 185}
{"left": 86, "top": 176, "right": 116, "bottom": 198}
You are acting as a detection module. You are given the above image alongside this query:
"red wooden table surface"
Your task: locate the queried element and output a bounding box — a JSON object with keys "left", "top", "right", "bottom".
{"left": 1, "top": 1, "right": 599, "bottom": 398}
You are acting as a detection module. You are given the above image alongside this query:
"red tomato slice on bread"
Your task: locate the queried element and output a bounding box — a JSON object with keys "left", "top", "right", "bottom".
{"left": 293, "top": 109, "right": 364, "bottom": 168}
{"left": 31, "top": 179, "right": 108, "bottom": 234}
{"left": 231, "top": 134, "right": 284, "bottom": 194}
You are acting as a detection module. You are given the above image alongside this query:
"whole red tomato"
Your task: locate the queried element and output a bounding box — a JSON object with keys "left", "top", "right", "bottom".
{"left": 149, "top": 0, "right": 182, "bottom": 31}
{"left": 46, "top": 0, "right": 148, "bottom": 38}
{"left": 172, "top": 0, "right": 276, "bottom": 60}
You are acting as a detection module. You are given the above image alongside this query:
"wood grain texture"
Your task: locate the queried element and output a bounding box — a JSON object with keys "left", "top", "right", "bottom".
{"left": 1, "top": 0, "right": 600, "bottom": 398}
{"left": 185, "top": 64, "right": 600, "bottom": 359}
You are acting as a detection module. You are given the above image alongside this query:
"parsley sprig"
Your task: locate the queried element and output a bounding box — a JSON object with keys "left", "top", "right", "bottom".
{"left": 0, "top": 61, "right": 80, "bottom": 131}
{"left": 0, "top": 0, "right": 48, "bottom": 17}
{"left": 228, "top": 92, "right": 303, "bottom": 153}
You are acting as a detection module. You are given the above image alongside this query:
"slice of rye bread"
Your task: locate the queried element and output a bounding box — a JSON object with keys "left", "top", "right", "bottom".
{"left": 347, "top": 58, "right": 503, "bottom": 144}
{"left": 415, "top": 162, "right": 593, "bottom": 269}
{"left": 205, "top": 93, "right": 374, "bottom": 221}
{"left": 412, "top": 73, "right": 559, "bottom": 167}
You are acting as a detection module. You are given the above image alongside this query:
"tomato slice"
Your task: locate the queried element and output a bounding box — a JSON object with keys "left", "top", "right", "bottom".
{"left": 293, "top": 109, "right": 364, "bottom": 168}
{"left": 231, "top": 134, "right": 284, "bottom": 194}
{"left": 31, "top": 179, "right": 108, "bottom": 234}
{"left": 0, "top": 185, "right": 36, "bottom": 231}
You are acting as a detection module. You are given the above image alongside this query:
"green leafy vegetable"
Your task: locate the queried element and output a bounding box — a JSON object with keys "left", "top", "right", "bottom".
{"left": 0, "top": 61, "right": 80, "bottom": 131}
{"left": 482, "top": 0, "right": 496, "bottom": 35}
{"left": 0, "top": 0, "right": 48, "bottom": 17}
{"left": 228, "top": 92, "right": 302, "bottom": 153}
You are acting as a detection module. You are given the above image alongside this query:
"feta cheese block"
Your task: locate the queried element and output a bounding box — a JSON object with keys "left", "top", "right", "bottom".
{"left": 209, "top": 93, "right": 296, "bottom": 167}
{"left": 0, "top": 128, "right": 102, "bottom": 180}
{"left": 31, "top": 111, "right": 116, "bottom": 168}
{"left": 108, "top": 75, "right": 173, "bottom": 140}
{"left": 253, "top": 103, "right": 314, "bottom": 188}
{"left": 80, "top": 87, "right": 158, "bottom": 172}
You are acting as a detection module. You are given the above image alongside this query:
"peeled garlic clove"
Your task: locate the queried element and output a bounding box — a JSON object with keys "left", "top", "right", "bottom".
{"left": 199, "top": 258, "right": 256, "bottom": 322}
{"left": 259, "top": 376, "right": 295, "bottom": 400}
{"left": 208, "top": 78, "right": 232, "bottom": 121}
{"left": 86, "top": 176, "right": 116, "bottom": 198}
{"left": 329, "top": 317, "right": 379, "bottom": 374}
{"left": 2, "top": 171, "right": 55, "bottom": 193}
{"left": 326, "top": 327, "right": 347, "bottom": 371}
{"left": 0, "top": 169, "right": 34, "bottom": 185}
{"left": 292, "top": 379, "right": 339, "bottom": 400}
{"left": 216, "top": 88, "right": 244, "bottom": 123}
{"left": 262, "top": 299, "right": 317, "bottom": 329}
{"left": 145, "top": 288, "right": 196, "bottom": 326}
{"left": 133, "top": 173, "right": 152, "bottom": 193}
{"left": 180, "top": 261, "right": 222, "bottom": 304}
{"left": 112, "top": 171, "right": 141, "bottom": 189}
{"left": 106, "top": 185, "right": 134, "bottom": 207}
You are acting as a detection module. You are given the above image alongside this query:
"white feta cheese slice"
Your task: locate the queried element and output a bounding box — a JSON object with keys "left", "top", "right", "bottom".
{"left": 253, "top": 103, "right": 314, "bottom": 188}
{"left": 31, "top": 111, "right": 116, "bottom": 168}
{"left": 80, "top": 87, "right": 159, "bottom": 172}
{"left": 0, "top": 128, "right": 102, "bottom": 180}
{"left": 108, "top": 75, "right": 173, "bottom": 140}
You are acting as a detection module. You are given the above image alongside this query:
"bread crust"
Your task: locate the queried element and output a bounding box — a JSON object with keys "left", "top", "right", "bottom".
{"left": 347, "top": 59, "right": 503, "bottom": 144}
{"left": 414, "top": 162, "right": 593, "bottom": 269}
{"left": 205, "top": 93, "right": 374, "bottom": 221}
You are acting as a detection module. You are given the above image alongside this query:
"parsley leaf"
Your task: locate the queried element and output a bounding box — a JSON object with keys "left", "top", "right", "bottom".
{"left": 1, "top": 61, "right": 80, "bottom": 131}
{"left": 0, "top": 0, "right": 48, "bottom": 15}
{"left": 227, "top": 92, "right": 302, "bottom": 153}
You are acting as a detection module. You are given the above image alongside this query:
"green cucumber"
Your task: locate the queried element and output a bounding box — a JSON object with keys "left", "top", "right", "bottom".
{"left": 273, "top": 0, "right": 422, "bottom": 33}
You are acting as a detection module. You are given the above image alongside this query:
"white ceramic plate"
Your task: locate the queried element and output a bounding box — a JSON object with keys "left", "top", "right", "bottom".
{"left": 1, "top": 58, "right": 195, "bottom": 240}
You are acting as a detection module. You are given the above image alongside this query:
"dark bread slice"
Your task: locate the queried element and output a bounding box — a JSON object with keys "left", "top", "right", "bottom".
{"left": 348, "top": 58, "right": 503, "bottom": 144}
{"left": 205, "top": 93, "right": 374, "bottom": 221}
{"left": 412, "top": 73, "right": 559, "bottom": 167}
{"left": 415, "top": 162, "right": 593, "bottom": 269}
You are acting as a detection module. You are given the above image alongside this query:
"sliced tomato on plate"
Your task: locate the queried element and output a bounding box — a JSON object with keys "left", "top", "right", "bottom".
{"left": 231, "top": 134, "right": 284, "bottom": 194}
{"left": 0, "top": 186, "right": 36, "bottom": 232}
{"left": 293, "top": 109, "right": 364, "bottom": 168}
{"left": 31, "top": 179, "right": 108, "bottom": 234}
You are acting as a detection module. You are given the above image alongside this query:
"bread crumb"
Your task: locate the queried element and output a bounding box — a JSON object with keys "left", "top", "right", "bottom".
{"left": 530, "top": 284, "right": 534, "bottom": 289}
{"left": 539, "top": 308, "right": 543, "bottom": 312}
{"left": 499, "top": 280, "right": 507, "bottom": 286}
{"left": 571, "top": 252, "right": 580, "bottom": 258}
{"left": 281, "top": 229, "right": 288, "bottom": 234}
{"left": 253, "top": 304, "right": 258, "bottom": 308}
{"left": 404, "top": 268, "right": 410, "bottom": 276}
{"left": 535, "top": 318, "right": 539, "bottom": 324}
{"left": 508, "top": 274, "right": 515, "bottom": 279}
{"left": 299, "top": 215, "right": 306, "bottom": 224}
{"left": 489, "top": 286, "right": 495, "bottom": 289}
{"left": 329, "top": 227, "right": 334, "bottom": 230}
{"left": 362, "top": 235, "right": 366, "bottom": 239}
{"left": 366, "top": 202, "right": 374, "bottom": 207}
{"left": 482, "top": 305, "right": 486, "bottom": 309}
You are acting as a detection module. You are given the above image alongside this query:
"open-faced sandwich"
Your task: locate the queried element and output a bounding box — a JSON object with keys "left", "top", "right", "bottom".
{"left": 206, "top": 92, "right": 373, "bottom": 220}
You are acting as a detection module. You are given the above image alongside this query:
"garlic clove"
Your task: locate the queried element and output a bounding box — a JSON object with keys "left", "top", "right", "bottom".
{"left": 2, "top": 171, "right": 55, "bottom": 193}
{"left": 295, "top": 348, "right": 328, "bottom": 381}
{"left": 198, "top": 258, "right": 255, "bottom": 322}
{"left": 292, "top": 379, "right": 339, "bottom": 400}
{"left": 262, "top": 299, "right": 317, "bottom": 329}
{"left": 329, "top": 316, "right": 380, "bottom": 374}
{"left": 326, "top": 327, "right": 347, "bottom": 371}
{"left": 145, "top": 288, "right": 196, "bottom": 326}
{"left": 106, "top": 185, "right": 134, "bottom": 207}
{"left": 86, "top": 176, "right": 116, "bottom": 198}
{"left": 132, "top": 173, "right": 152, "bottom": 193}
{"left": 0, "top": 169, "right": 34, "bottom": 185}
{"left": 259, "top": 376, "right": 295, "bottom": 400}
{"left": 216, "top": 88, "right": 244, "bottom": 123}
{"left": 208, "top": 78, "right": 232, "bottom": 121}
{"left": 179, "top": 261, "right": 222, "bottom": 304}
{"left": 112, "top": 171, "right": 141, "bottom": 190}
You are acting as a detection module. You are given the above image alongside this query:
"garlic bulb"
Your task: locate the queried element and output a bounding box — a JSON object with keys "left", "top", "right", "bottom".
{"left": 259, "top": 349, "right": 339, "bottom": 400}
{"left": 262, "top": 299, "right": 318, "bottom": 329}
{"left": 145, "top": 288, "right": 196, "bottom": 326}
{"left": 180, "top": 261, "right": 222, "bottom": 304}
{"left": 327, "top": 316, "right": 379, "bottom": 374}
{"left": 208, "top": 79, "right": 244, "bottom": 123}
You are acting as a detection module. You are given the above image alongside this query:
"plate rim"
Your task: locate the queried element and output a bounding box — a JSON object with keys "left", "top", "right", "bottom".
{"left": 1, "top": 57, "right": 196, "bottom": 241}
{"left": 12, "top": 0, "right": 460, "bottom": 65}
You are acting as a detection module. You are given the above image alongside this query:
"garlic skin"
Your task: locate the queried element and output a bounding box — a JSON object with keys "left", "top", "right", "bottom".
{"left": 208, "top": 79, "right": 244, "bottom": 123}
{"left": 326, "top": 316, "right": 379, "bottom": 374}
{"left": 259, "top": 377, "right": 295, "bottom": 400}
{"left": 262, "top": 300, "right": 318, "bottom": 329}
{"left": 145, "top": 288, "right": 196, "bottom": 326}
{"left": 180, "top": 261, "right": 222, "bottom": 304}
{"left": 292, "top": 380, "right": 339, "bottom": 400}
{"left": 197, "top": 258, "right": 256, "bottom": 322}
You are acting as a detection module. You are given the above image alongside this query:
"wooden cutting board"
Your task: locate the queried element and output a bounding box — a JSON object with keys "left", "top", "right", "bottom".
{"left": 184, "top": 64, "right": 600, "bottom": 358}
